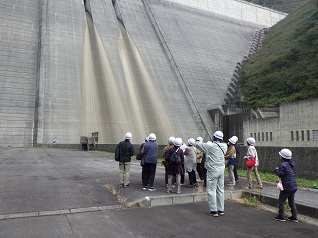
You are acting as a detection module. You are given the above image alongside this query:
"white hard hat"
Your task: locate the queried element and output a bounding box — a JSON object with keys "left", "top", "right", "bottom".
{"left": 228, "top": 137, "right": 237, "bottom": 144}
{"left": 247, "top": 137, "right": 256, "bottom": 146}
{"left": 148, "top": 133, "right": 156, "bottom": 141}
{"left": 168, "top": 136, "right": 175, "bottom": 145}
{"left": 279, "top": 148, "right": 292, "bottom": 160}
{"left": 232, "top": 136, "right": 238, "bottom": 142}
{"left": 213, "top": 131, "right": 224, "bottom": 140}
{"left": 125, "top": 132, "right": 132, "bottom": 140}
{"left": 174, "top": 137, "right": 183, "bottom": 147}
{"left": 196, "top": 137, "right": 203, "bottom": 142}
{"left": 188, "top": 138, "right": 195, "bottom": 146}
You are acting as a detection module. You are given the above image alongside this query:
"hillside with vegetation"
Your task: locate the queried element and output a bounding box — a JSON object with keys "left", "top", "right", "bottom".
{"left": 240, "top": 0, "right": 318, "bottom": 108}
{"left": 244, "top": 0, "right": 308, "bottom": 13}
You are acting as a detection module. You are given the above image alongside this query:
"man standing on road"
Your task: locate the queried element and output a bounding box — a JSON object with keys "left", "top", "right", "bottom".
{"left": 115, "top": 132, "right": 135, "bottom": 188}
{"left": 196, "top": 131, "right": 227, "bottom": 217}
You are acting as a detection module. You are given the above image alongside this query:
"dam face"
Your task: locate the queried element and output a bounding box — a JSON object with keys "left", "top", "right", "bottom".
{"left": 0, "top": 0, "right": 284, "bottom": 146}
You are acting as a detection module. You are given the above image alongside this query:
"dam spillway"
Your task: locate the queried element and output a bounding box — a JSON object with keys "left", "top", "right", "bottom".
{"left": 0, "top": 0, "right": 285, "bottom": 146}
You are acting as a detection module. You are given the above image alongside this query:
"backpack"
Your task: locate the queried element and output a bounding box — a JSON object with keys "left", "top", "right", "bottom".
{"left": 169, "top": 148, "right": 181, "bottom": 166}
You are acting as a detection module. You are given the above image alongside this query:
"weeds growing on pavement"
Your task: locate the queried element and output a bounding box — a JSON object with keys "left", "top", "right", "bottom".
{"left": 244, "top": 196, "right": 260, "bottom": 207}
{"left": 102, "top": 183, "right": 127, "bottom": 205}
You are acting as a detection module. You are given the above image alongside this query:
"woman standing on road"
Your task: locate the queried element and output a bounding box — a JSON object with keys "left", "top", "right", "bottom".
{"left": 165, "top": 138, "right": 184, "bottom": 194}
{"left": 274, "top": 148, "right": 298, "bottom": 222}
{"left": 244, "top": 137, "right": 262, "bottom": 190}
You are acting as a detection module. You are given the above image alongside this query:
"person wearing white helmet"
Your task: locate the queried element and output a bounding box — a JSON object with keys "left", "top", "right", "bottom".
{"left": 196, "top": 131, "right": 227, "bottom": 217}
{"left": 231, "top": 136, "right": 240, "bottom": 183}
{"left": 244, "top": 137, "right": 262, "bottom": 190}
{"left": 195, "top": 136, "right": 206, "bottom": 186}
{"left": 178, "top": 138, "right": 187, "bottom": 185}
{"left": 164, "top": 137, "right": 185, "bottom": 193}
{"left": 141, "top": 133, "right": 158, "bottom": 191}
{"left": 184, "top": 138, "right": 197, "bottom": 187}
{"left": 115, "top": 132, "right": 135, "bottom": 188}
{"left": 224, "top": 136, "right": 237, "bottom": 186}
{"left": 162, "top": 136, "right": 176, "bottom": 188}
{"left": 274, "top": 148, "right": 298, "bottom": 222}
{"left": 136, "top": 136, "right": 149, "bottom": 184}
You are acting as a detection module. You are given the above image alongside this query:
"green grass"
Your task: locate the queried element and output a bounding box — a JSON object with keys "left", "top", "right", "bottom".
{"left": 244, "top": 195, "right": 260, "bottom": 207}
{"left": 233, "top": 168, "right": 318, "bottom": 189}
{"left": 241, "top": 0, "right": 318, "bottom": 108}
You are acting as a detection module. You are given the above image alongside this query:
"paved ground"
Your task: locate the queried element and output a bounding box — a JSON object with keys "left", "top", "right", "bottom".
{"left": 0, "top": 148, "right": 317, "bottom": 237}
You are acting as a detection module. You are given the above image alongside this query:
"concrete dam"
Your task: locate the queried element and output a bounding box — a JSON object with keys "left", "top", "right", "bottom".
{"left": 0, "top": 0, "right": 286, "bottom": 146}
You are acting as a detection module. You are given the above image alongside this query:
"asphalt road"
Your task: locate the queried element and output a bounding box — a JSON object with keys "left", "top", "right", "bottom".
{"left": 0, "top": 148, "right": 317, "bottom": 238}
{"left": 0, "top": 201, "right": 317, "bottom": 238}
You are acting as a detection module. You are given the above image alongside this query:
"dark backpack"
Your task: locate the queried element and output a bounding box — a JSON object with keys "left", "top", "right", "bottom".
{"left": 169, "top": 148, "right": 181, "bottom": 166}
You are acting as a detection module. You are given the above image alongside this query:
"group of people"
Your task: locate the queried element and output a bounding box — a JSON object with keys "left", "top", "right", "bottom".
{"left": 115, "top": 131, "right": 298, "bottom": 222}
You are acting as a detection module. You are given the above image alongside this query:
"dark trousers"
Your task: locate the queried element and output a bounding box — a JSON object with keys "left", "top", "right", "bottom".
{"left": 142, "top": 163, "right": 157, "bottom": 188}
{"left": 164, "top": 165, "right": 168, "bottom": 185}
{"left": 233, "top": 165, "right": 239, "bottom": 181}
{"left": 278, "top": 190, "right": 297, "bottom": 218}
{"left": 197, "top": 163, "right": 207, "bottom": 186}
{"left": 188, "top": 170, "right": 197, "bottom": 185}
{"left": 181, "top": 174, "right": 185, "bottom": 184}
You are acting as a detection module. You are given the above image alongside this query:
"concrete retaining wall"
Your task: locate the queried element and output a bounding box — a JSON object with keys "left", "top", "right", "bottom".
{"left": 243, "top": 99, "right": 318, "bottom": 147}
{"left": 238, "top": 146, "right": 318, "bottom": 180}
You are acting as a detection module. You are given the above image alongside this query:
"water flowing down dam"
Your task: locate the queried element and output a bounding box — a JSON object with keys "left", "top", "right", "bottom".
{"left": 82, "top": 13, "right": 127, "bottom": 143}
{"left": 0, "top": 0, "right": 285, "bottom": 146}
{"left": 82, "top": 12, "right": 174, "bottom": 143}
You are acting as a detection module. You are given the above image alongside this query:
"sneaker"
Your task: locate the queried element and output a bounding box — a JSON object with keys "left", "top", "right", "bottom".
{"left": 142, "top": 187, "right": 148, "bottom": 191}
{"left": 288, "top": 216, "right": 298, "bottom": 223}
{"left": 172, "top": 184, "right": 176, "bottom": 189}
{"left": 218, "top": 211, "right": 224, "bottom": 216}
{"left": 165, "top": 184, "right": 168, "bottom": 188}
{"left": 274, "top": 216, "right": 285, "bottom": 222}
{"left": 123, "top": 185, "right": 127, "bottom": 188}
{"left": 148, "top": 187, "right": 156, "bottom": 192}
{"left": 227, "top": 182, "right": 234, "bottom": 186}
{"left": 235, "top": 180, "right": 239, "bottom": 183}
{"left": 210, "top": 211, "right": 218, "bottom": 217}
